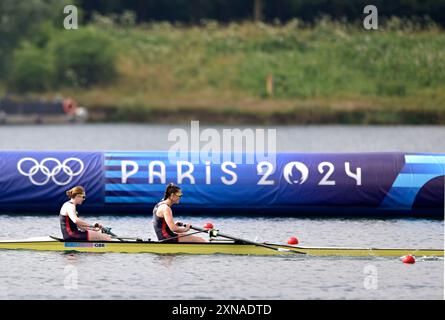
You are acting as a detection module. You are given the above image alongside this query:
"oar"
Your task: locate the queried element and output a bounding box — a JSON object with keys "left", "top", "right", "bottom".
{"left": 110, "top": 236, "right": 144, "bottom": 241}
{"left": 100, "top": 227, "right": 143, "bottom": 242}
{"left": 157, "top": 231, "right": 202, "bottom": 243}
{"left": 179, "top": 223, "right": 304, "bottom": 254}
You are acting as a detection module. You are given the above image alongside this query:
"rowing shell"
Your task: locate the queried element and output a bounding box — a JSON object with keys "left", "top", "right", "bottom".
{"left": 0, "top": 237, "right": 442, "bottom": 257}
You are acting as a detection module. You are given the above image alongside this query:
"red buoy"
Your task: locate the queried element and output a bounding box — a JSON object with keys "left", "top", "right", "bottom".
{"left": 204, "top": 222, "right": 214, "bottom": 230}
{"left": 402, "top": 255, "right": 416, "bottom": 264}
{"left": 287, "top": 237, "right": 299, "bottom": 245}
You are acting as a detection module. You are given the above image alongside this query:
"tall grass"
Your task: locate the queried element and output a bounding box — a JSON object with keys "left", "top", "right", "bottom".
{"left": 8, "top": 18, "right": 445, "bottom": 123}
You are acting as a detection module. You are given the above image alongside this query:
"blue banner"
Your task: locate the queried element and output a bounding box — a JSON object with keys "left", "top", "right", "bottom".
{"left": 0, "top": 151, "right": 443, "bottom": 217}
{"left": 0, "top": 152, "right": 104, "bottom": 213}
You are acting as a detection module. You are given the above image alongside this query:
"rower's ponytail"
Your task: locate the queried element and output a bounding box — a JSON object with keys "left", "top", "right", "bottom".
{"left": 66, "top": 186, "right": 85, "bottom": 199}
{"left": 163, "top": 183, "right": 181, "bottom": 200}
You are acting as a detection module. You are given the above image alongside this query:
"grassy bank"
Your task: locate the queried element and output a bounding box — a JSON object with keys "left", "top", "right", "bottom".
{"left": 19, "top": 19, "right": 445, "bottom": 124}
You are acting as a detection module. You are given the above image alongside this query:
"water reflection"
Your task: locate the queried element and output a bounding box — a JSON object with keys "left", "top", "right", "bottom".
{"left": 153, "top": 254, "right": 178, "bottom": 268}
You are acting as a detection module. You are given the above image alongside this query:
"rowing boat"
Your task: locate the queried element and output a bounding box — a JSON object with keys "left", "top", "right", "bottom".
{"left": 0, "top": 237, "right": 442, "bottom": 257}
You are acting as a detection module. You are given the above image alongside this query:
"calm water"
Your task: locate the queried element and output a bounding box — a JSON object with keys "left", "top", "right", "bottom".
{"left": 0, "top": 124, "right": 444, "bottom": 152}
{"left": 0, "top": 124, "right": 443, "bottom": 299}
{"left": 0, "top": 215, "right": 443, "bottom": 300}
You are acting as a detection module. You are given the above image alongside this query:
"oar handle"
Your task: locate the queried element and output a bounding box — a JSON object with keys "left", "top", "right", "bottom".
{"left": 178, "top": 223, "right": 217, "bottom": 236}
{"left": 101, "top": 227, "right": 117, "bottom": 237}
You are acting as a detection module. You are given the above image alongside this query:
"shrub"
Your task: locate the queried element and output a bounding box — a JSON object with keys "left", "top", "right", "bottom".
{"left": 7, "top": 44, "right": 54, "bottom": 93}
{"left": 51, "top": 27, "right": 117, "bottom": 87}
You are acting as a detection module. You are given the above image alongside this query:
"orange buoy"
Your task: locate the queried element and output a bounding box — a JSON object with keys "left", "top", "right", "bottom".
{"left": 62, "top": 98, "right": 78, "bottom": 116}
{"left": 402, "top": 255, "right": 416, "bottom": 264}
{"left": 287, "top": 236, "right": 299, "bottom": 245}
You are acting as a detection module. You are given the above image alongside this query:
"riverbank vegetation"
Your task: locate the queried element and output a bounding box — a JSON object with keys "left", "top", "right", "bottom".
{"left": 1, "top": 4, "right": 444, "bottom": 124}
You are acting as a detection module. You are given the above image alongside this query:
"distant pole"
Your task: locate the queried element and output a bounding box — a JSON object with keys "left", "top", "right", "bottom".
{"left": 266, "top": 74, "right": 274, "bottom": 97}
{"left": 254, "top": 0, "right": 263, "bottom": 22}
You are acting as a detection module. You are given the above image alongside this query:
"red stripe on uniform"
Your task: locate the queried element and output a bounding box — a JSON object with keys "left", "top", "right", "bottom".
{"left": 65, "top": 215, "right": 76, "bottom": 237}
{"left": 161, "top": 220, "right": 171, "bottom": 239}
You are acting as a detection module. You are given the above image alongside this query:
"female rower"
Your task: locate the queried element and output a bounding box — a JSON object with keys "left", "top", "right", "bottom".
{"left": 60, "top": 186, "right": 112, "bottom": 241}
{"left": 153, "top": 183, "right": 205, "bottom": 243}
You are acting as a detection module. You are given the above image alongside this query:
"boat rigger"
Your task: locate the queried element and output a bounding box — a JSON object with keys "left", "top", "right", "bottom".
{"left": 0, "top": 236, "right": 442, "bottom": 257}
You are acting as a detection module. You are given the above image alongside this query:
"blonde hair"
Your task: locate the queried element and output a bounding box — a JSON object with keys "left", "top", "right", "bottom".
{"left": 66, "top": 186, "right": 85, "bottom": 199}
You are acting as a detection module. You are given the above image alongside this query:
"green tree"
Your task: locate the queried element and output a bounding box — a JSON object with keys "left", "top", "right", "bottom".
{"left": 7, "top": 44, "right": 54, "bottom": 93}
{"left": 0, "top": 0, "right": 70, "bottom": 77}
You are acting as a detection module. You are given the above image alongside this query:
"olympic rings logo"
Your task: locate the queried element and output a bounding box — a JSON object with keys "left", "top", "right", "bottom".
{"left": 17, "top": 158, "right": 84, "bottom": 186}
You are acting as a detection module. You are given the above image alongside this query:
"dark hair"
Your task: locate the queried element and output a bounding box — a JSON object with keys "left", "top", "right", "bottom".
{"left": 163, "top": 183, "right": 181, "bottom": 200}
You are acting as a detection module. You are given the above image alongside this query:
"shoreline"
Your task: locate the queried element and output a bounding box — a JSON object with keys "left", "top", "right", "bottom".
{"left": 88, "top": 105, "right": 445, "bottom": 125}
